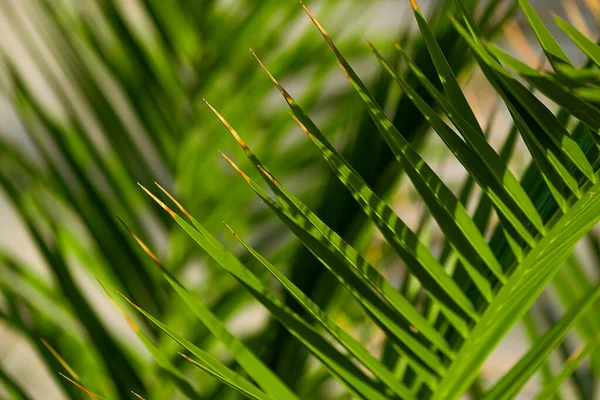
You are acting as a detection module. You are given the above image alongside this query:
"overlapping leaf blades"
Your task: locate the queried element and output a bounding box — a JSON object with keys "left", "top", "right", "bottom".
{"left": 147, "top": 2, "right": 599, "bottom": 399}
{"left": 2, "top": 0, "right": 600, "bottom": 399}
{"left": 0, "top": 0, "right": 418, "bottom": 398}
{"left": 119, "top": 3, "right": 600, "bottom": 399}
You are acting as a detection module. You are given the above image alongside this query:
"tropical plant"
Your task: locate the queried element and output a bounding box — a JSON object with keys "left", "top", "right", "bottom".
{"left": 0, "top": 0, "right": 599, "bottom": 399}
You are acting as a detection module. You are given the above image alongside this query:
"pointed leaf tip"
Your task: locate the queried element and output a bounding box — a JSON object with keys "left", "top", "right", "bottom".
{"left": 138, "top": 183, "right": 177, "bottom": 219}
{"left": 178, "top": 352, "right": 194, "bottom": 363}
{"left": 301, "top": 1, "right": 339, "bottom": 57}
{"left": 290, "top": 114, "right": 313, "bottom": 140}
{"left": 251, "top": 51, "right": 294, "bottom": 104}
{"left": 154, "top": 182, "right": 192, "bottom": 220}
{"left": 223, "top": 222, "right": 240, "bottom": 240}
{"left": 204, "top": 101, "right": 249, "bottom": 150}
{"left": 96, "top": 282, "right": 140, "bottom": 333}
{"left": 301, "top": 1, "right": 354, "bottom": 84}
{"left": 58, "top": 373, "right": 99, "bottom": 399}
{"left": 42, "top": 339, "right": 80, "bottom": 381}
{"left": 220, "top": 152, "right": 251, "bottom": 183}
{"left": 119, "top": 292, "right": 142, "bottom": 313}
{"left": 257, "top": 165, "right": 278, "bottom": 186}
{"left": 115, "top": 215, "right": 132, "bottom": 232}
{"left": 131, "top": 391, "right": 145, "bottom": 400}
{"left": 117, "top": 215, "right": 162, "bottom": 267}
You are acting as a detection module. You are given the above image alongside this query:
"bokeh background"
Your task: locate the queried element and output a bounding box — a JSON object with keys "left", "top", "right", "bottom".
{"left": 0, "top": 0, "right": 598, "bottom": 399}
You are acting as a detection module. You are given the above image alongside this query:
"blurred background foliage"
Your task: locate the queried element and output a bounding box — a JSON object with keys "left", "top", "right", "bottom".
{"left": 0, "top": 0, "right": 599, "bottom": 399}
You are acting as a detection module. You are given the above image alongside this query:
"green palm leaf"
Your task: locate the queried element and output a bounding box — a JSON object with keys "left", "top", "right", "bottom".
{"left": 2, "top": 0, "right": 600, "bottom": 399}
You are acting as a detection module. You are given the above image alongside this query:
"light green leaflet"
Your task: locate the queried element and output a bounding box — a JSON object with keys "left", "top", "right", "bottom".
{"left": 449, "top": 6, "right": 596, "bottom": 187}
{"left": 204, "top": 100, "right": 456, "bottom": 369}
{"left": 577, "top": 87, "right": 600, "bottom": 103}
{"left": 292, "top": 114, "right": 475, "bottom": 335}
{"left": 377, "top": 44, "right": 537, "bottom": 261}
{"left": 555, "top": 65, "right": 600, "bottom": 85}
{"left": 119, "top": 216, "right": 297, "bottom": 400}
{"left": 389, "top": 41, "right": 544, "bottom": 244}
{"left": 516, "top": 0, "right": 571, "bottom": 69}
{"left": 433, "top": 180, "right": 600, "bottom": 399}
{"left": 483, "top": 283, "right": 600, "bottom": 400}
{"left": 100, "top": 286, "right": 202, "bottom": 400}
{"left": 450, "top": 19, "right": 585, "bottom": 206}
{"left": 217, "top": 153, "right": 450, "bottom": 377}
{"left": 503, "top": 99, "right": 572, "bottom": 212}
{"left": 120, "top": 294, "right": 274, "bottom": 400}
{"left": 520, "top": 312, "right": 557, "bottom": 398}
{"left": 227, "top": 224, "right": 420, "bottom": 398}
{"left": 246, "top": 52, "right": 476, "bottom": 328}
{"left": 554, "top": 16, "right": 600, "bottom": 68}
{"left": 534, "top": 334, "right": 600, "bottom": 400}
{"left": 140, "top": 186, "right": 400, "bottom": 400}
{"left": 300, "top": 1, "right": 505, "bottom": 284}
{"left": 409, "top": 0, "right": 483, "bottom": 136}
{"left": 554, "top": 255, "right": 600, "bottom": 369}
{"left": 485, "top": 43, "right": 600, "bottom": 138}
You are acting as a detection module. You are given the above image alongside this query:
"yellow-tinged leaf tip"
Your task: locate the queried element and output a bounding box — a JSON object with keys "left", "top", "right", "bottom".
{"left": 301, "top": 1, "right": 340, "bottom": 58}
{"left": 118, "top": 291, "right": 142, "bottom": 313}
{"left": 203, "top": 99, "right": 250, "bottom": 151}
{"left": 137, "top": 183, "right": 177, "bottom": 219}
{"left": 223, "top": 222, "right": 240, "bottom": 240}
{"left": 301, "top": 2, "right": 326, "bottom": 34}
{"left": 41, "top": 339, "right": 80, "bottom": 381}
{"left": 257, "top": 165, "right": 278, "bottom": 186}
{"left": 250, "top": 50, "right": 294, "bottom": 104}
{"left": 410, "top": 0, "right": 419, "bottom": 11}
{"left": 95, "top": 280, "right": 140, "bottom": 332}
{"left": 392, "top": 41, "right": 402, "bottom": 51}
{"left": 154, "top": 182, "right": 193, "bottom": 221}
{"left": 116, "top": 216, "right": 162, "bottom": 267}
{"left": 58, "top": 373, "right": 98, "bottom": 399}
{"left": 131, "top": 391, "right": 146, "bottom": 400}
{"left": 301, "top": 2, "right": 353, "bottom": 83}
{"left": 219, "top": 151, "right": 251, "bottom": 184}
{"left": 178, "top": 352, "right": 195, "bottom": 363}
{"left": 290, "top": 114, "right": 314, "bottom": 140}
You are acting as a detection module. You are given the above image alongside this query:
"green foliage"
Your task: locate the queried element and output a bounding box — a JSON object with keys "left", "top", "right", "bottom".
{"left": 0, "top": 0, "right": 599, "bottom": 399}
